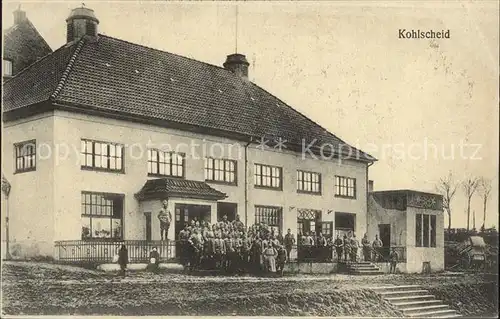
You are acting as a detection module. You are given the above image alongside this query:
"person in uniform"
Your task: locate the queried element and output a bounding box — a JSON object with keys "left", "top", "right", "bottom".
{"left": 372, "top": 235, "right": 383, "bottom": 262}
{"left": 361, "top": 233, "right": 371, "bottom": 261}
{"left": 389, "top": 248, "right": 399, "bottom": 273}
{"left": 333, "top": 235, "right": 344, "bottom": 262}
{"left": 316, "top": 232, "right": 327, "bottom": 247}
{"left": 343, "top": 234, "right": 351, "bottom": 261}
{"left": 224, "top": 232, "right": 234, "bottom": 272}
{"left": 213, "top": 232, "right": 226, "bottom": 269}
{"left": 241, "top": 232, "right": 251, "bottom": 272}
{"left": 251, "top": 235, "right": 263, "bottom": 273}
{"left": 350, "top": 234, "right": 359, "bottom": 262}
{"left": 277, "top": 230, "right": 284, "bottom": 245}
{"left": 284, "top": 229, "right": 295, "bottom": 262}
{"left": 157, "top": 199, "right": 172, "bottom": 241}
{"left": 276, "top": 244, "right": 287, "bottom": 276}
{"left": 179, "top": 225, "right": 190, "bottom": 266}
{"left": 232, "top": 214, "right": 245, "bottom": 232}
{"left": 263, "top": 242, "right": 278, "bottom": 273}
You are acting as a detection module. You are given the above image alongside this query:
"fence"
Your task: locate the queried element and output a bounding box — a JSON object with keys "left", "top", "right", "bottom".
{"left": 54, "top": 240, "right": 406, "bottom": 264}
{"left": 55, "top": 240, "right": 176, "bottom": 263}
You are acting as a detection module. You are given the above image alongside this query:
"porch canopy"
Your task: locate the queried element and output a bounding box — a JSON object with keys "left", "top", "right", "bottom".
{"left": 135, "top": 177, "right": 227, "bottom": 201}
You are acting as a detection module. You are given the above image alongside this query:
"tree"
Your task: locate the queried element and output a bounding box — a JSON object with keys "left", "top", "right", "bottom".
{"left": 436, "top": 172, "right": 458, "bottom": 230}
{"left": 462, "top": 177, "right": 480, "bottom": 231}
{"left": 477, "top": 177, "right": 492, "bottom": 232}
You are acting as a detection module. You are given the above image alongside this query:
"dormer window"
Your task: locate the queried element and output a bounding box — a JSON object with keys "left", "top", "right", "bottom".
{"left": 3, "top": 59, "right": 13, "bottom": 76}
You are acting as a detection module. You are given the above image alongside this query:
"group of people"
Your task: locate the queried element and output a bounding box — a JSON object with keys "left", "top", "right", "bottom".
{"left": 178, "top": 215, "right": 297, "bottom": 275}
{"left": 114, "top": 210, "right": 400, "bottom": 275}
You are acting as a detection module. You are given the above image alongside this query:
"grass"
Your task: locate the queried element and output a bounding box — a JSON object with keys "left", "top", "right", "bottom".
{"left": 1, "top": 261, "right": 497, "bottom": 316}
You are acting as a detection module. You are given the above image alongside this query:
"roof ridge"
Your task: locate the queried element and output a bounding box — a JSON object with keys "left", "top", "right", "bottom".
{"left": 50, "top": 38, "right": 86, "bottom": 100}
{"left": 98, "top": 34, "right": 232, "bottom": 74}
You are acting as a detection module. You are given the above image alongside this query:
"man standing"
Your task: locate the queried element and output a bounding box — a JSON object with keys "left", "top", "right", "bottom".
{"left": 389, "top": 248, "right": 399, "bottom": 274}
{"left": 350, "top": 234, "right": 359, "bottom": 262}
{"left": 361, "top": 233, "right": 371, "bottom": 261}
{"left": 372, "top": 235, "right": 383, "bottom": 262}
{"left": 232, "top": 214, "right": 244, "bottom": 232}
{"left": 333, "top": 235, "right": 344, "bottom": 262}
{"left": 277, "top": 230, "right": 284, "bottom": 245}
{"left": 284, "top": 229, "right": 295, "bottom": 262}
{"left": 158, "top": 199, "right": 172, "bottom": 241}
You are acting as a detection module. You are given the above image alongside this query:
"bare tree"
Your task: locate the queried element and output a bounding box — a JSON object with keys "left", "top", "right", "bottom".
{"left": 462, "top": 177, "right": 480, "bottom": 231}
{"left": 436, "top": 172, "right": 458, "bottom": 230}
{"left": 477, "top": 177, "right": 492, "bottom": 231}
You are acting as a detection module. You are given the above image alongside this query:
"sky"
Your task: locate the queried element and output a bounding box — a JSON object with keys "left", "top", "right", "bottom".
{"left": 2, "top": 0, "right": 499, "bottom": 229}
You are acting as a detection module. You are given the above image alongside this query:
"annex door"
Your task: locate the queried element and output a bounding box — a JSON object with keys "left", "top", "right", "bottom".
{"left": 175, "top": 204, "right": 211, "bottom": 257}
{"left": 378, "top": 224, "right": 391, "bottom": 259}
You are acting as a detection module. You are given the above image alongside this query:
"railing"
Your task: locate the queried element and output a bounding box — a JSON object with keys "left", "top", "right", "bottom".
{"left": 55, "top": 240, "right": 177, "bottom": 263}
{"left": 54, "top": 240, "right": 406, "bottom": 264}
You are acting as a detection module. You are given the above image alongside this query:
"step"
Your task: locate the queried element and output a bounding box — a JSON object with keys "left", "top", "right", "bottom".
{"left": 370, "top": 285, "right": 422, "bottom": 291}
{"left": 349, "top": 264, "right": 379, "bottom": 269}
{"left": 379, "top": 289, "right": 430, "bottom": 296}
{"left": 403, "top": 304, "right": 450, "bottom": 314}
{"left": 407, "top": 309, "right": 460, "bottom": 318}
{"left": 430, "top": 314, "right": 462, "bottom": 318}
{"left": 385, "top": 295, "right": 436, "bottom": 302}
{"left": 350, "top": 270, "right": 383, "bottom": 275}
{"left": 393, "top": 299, "right": 444, "bottom": 308}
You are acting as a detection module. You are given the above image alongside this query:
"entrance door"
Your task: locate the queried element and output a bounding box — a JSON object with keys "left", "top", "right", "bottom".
{"left": 175, "top": 204, "right": 211, "bottom": 238}
{"left": 378, "top": 224, "right": 391, "bottom": 259}
{"left": 217, "top": 202, "right": 237, "bottom": 222}
{"left": 175, "top": 204, "right": 211, "bottom": 257}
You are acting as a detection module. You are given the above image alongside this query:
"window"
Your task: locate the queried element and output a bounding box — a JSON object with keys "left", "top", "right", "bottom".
{"left": 81, "top": 192, "right": 124, "bottom": 240}
{"left": 320, "top": 222, "right": 333, "bottom": 237}
{"left": 297, "top": 170, "right": 321, "bottom": 194}
{"left": 254, "top": 164, "right": 282, "bottom": 190}
{"left": 255, "top": 205, "right": 282, "bottom": 232}
{"left": 205, "top": 158, "right": 237, "bottom": 184}
{"left": 148, "top": 149, "right": 184, "bottom": 177}
{"left": 297, "top": 209, "right": 321, "bottom": 236}
{"left": 3, "top": 59, "right": 13, "bottom": 76}
{"left": 335, "top": 176, "right": 356, "bottom": 198}
{"left": 416, "top": 214, "right": 437, "bottom": 247}
{"left": 81, "top": 139, "right": 124, "bottom": 172}
{"left": 15, "top": 140, "right": 36, "bottom": 173}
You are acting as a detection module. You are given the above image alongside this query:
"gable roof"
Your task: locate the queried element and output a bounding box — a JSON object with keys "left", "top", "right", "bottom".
{"left": 3, "top": 17, "right": 53, "bottom": 76}
{"left": 135, "top": 178, "right": 227, "bottom": 201}
{"left": 3, "top": 34, "right": 375, "bottom": 162}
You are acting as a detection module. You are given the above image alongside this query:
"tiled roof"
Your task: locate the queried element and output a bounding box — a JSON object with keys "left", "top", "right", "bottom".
{"left": 3, "top": 18, "right": 53, "bottom": 76}
{"left": 3, "top": 34, "right": 375, "bottom": 162}
{"left": 135, "top": 178, "right": 227, "bottom": 201}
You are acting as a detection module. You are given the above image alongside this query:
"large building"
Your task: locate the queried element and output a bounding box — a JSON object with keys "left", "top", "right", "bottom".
{"left": 2, "top": 6, "right": 376, "bottom": 260}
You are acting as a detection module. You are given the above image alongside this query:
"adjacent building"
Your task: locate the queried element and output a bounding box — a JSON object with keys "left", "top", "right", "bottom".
{"left": 367, "top": 189, "right": 445, "bottom": 272}
{"left": 3, "top": 7, "right": 52, "bottom": 80}
{"left": 2, "top": 6, "right": 376, "bottom": 260}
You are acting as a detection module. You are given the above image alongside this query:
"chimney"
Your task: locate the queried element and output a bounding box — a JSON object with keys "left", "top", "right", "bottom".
{"left": 13, "top": 7, "right": 27, "bottom": 24}
{"left": 223, "top": 53, "right": 249, "bottom": 79}
{"left": 66, "top": 6, "right": 99, "bottom": 43}
{"left": 368, "top": 180, "right": 374, "bottom": 192}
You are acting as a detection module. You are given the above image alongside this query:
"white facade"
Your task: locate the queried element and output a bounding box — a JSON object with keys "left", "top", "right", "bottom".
{"left": 2, "top": 110, "right": 369, "bottom": 258}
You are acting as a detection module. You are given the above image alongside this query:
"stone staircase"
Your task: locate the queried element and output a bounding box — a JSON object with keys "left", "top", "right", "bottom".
{"left": 346, "top": 261, "right": 383, "bottom": 275}
{"left": 371, "top": 285, "right": 461, "bottom": 318}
